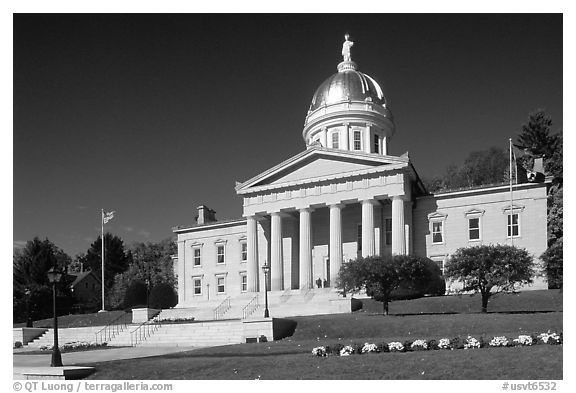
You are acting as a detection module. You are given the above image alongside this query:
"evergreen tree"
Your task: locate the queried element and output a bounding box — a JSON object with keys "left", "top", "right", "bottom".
{"left": 79, "top": 233, "right": 132, "bottom": 292}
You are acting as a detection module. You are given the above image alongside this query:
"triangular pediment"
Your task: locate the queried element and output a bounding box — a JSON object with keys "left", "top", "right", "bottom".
{"left": 236, "top": 146, "right": 409, "bottom": 194}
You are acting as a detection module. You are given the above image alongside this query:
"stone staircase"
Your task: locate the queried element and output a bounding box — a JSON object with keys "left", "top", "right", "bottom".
{"left": 25, "top": 289, "right": 351, "bottom": 349}
{"left": 26, "top": 326, "right": 104, "bottom": 348}
{"left": 162, "top": 288, "right": 351, "bottom": 322}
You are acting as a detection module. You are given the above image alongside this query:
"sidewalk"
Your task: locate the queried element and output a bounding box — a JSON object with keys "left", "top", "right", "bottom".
{"left": 14, "top": 346, "right": 198, "bottom": 368}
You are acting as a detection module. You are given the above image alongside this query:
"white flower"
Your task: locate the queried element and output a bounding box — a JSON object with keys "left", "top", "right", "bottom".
{"left": 438, "top": 338, "right": 451, "bottom": 349}
{"left": 361, "top": 343, "right": 378, "bottom": 353}
{"left": 489, "top": 336, "right": 509, "bottom": 347}
{"left": 513, "top": 335, "right": 534, "bottom": 346}
{"left": 340, "top": 345, "right": 354, "bottom": 356}
{"left": 410, "top": 339, "right": 428, "bottom": 350}
{"left": 464, "top": 336, "right": 480, "bottom": 349}
{"left": 311, "top": 346, "right": 326, "bottom": 357}
{"left": 388, "top": 342, "right": 404, "bottom": 352}
{"left": 538, "top": 331, "right": 561, "bottom": 344}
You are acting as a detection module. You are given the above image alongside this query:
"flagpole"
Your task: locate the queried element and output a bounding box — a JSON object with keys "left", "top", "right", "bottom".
{"left": 100, "top": 208, "right": 105, "bottom": 312}
{"left": 509, "top": 139, "right": 514, "bottom": 247}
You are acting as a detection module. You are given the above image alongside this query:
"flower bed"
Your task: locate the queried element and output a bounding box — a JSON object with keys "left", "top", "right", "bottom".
{"left": 311, "top": 331, "right": 562, "bottom": 357}
{"left": 40, "top": 341, "right": 108, "bottom": 352}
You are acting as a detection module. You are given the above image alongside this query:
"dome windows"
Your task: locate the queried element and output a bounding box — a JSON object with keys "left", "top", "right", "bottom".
{"left": 331, "top": 132, "right": 340, "bottom": 149}
{"left": 353, "top": 130, "right": 362, "bottom": 151}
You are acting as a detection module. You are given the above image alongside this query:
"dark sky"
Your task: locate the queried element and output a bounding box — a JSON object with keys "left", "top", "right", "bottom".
{"left": 13, "top": 14, "right": 563, "bottom": 257}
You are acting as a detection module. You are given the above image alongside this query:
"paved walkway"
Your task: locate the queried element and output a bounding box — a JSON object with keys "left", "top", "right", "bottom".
{"left": 13, "top": 346, "right": 198, "bottom": 368}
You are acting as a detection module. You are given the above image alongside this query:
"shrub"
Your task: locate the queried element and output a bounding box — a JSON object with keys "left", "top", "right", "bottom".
{"left": 123, "top": 281, "right": 148, "bottom": 308}
{"left": 14, "top": 341, "right": 22, "bottom": 348}
{"left": 541, "top": 239, "right": 563, "bottom": 289}
{"left": 149, "top": 282, "right": 178, "bottom": 309}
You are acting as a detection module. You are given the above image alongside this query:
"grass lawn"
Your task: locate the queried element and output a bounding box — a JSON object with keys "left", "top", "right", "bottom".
{"left": 13, "top": 310, "right": 130, "bottom": 329}
{"left": 85, "top": 339, "right": 562, "bottom": 380}
{"left": 361, "top": 289, "right": 563, "bottom": 315}
{"left": 84, "top": 308, "right": 562, "bottom": 380}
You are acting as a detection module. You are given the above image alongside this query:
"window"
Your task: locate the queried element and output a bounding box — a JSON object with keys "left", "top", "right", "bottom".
{"left": 432, "top": 221, "right": 444, "bottom": 244}
{"left": 193, "top": 248, "right": 201, "bottom": 266}
{"left": 241, "top": 242, "right": 247, "bottom": 262}
{"left": 240, "top": 274, "right": 247, "bottom": 292}
{"left": 353, "top": 130, "right": 362, "bottom": 150}
{"left": 385, "top": 218, "right": 392, "bottom": 246}
{"left": 507, "top": 214, "right": 519, "bottom": 237}
{"left": 193, "top": 278, "right": 202, "bottom": 295}
{"left": 332, "top": 132, "right": 339, "bottom": 149}
{"left": 217, "top": 244, "right": 225, "bottom": 264}
{"left": 217, "top": 276, "right": 225, "bottom": 293}
{"left": 431, "top": 256, "right": 446, "bottom": 275}
{"left": 357, "top": 224, "right": 362, "bottom": 251}
{"left": 468, "top": 217, "right": 480, "bottom": 241}
{"left": 373, "top": 135, "right": 380, "bottom": 153}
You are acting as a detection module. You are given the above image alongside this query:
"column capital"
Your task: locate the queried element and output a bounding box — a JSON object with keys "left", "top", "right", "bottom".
{"left": 359, "top": 198, "right": 379, "bottom": 206}
{"left": 329, "top": 203, "right": 345, "bottom": 209}
{"left": 298, "top": 207, "right": 315, "bottom": 213}
{"left": 391, "top": 195, "right": 409, "bottom": 202}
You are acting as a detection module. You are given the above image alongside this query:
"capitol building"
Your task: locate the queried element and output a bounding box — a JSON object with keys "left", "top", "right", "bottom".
{"left": 172, "top": 37, "right": 548, "bottom": 316}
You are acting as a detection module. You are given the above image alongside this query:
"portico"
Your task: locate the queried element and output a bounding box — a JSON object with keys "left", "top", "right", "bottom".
{"left": 236, "top": 146, "right": 422, "bottom": 293}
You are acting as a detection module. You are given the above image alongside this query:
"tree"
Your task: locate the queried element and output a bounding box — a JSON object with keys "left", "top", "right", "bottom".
{"left": 425, "top": 147, "right": 509, "bottom": 193}
{"left": 336, "top": 255, "right": 443, "bottom": 315}
{"left": 541, "top": 239, "right": 562, "bottom": 289}
{"left": 517, "top": 110, "right": 560, "bottom": 159}
{"left": 107, "top": 238, "right": 177, "bottom": 309}
{"left": 79, "top": 233, "right": 132, "bottom": 292}
{"left": 149, "top": 283, "right": 178, "bottom": 309}
{"left": 444, "top": 245, "right": 534, "bottom": 313}
{"left": 13, "top": 237, "right": 73, "bottom": 323}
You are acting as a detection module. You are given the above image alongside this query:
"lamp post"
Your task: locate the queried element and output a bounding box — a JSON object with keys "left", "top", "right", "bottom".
{"left": 24, "top": 287, "right": 32, "bottom": 327}
{"left": 261, "top": 262, "right": 270, "bottom": 318}
{"left": 47, "top": 267, "right": 63, "bottom": 367}
{"left": 145, "top": 278, "right": 150, "bottom": 309}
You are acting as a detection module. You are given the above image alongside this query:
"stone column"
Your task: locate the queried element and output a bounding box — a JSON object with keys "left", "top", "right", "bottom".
{"left": 342, "top": 123, "right": 349, "bottom": 150}
{"left": 361, "top": 199, "right": 376, "bottom": 257}
{"left": 270, "top": 212, "right": 283, "bottom": 291}
{"left": 320, "top": 128, "right": 328, "bottom": 148}
{"left": 364, "top": 125, "right": 372, "bottom": 154}
{"left": 247, "top": 216, "right": 259, "bottom": 292}
{"left": 329, "top": 204, "right": 344, "bottom": 286}
{"left": 299, "top": 208, "right": 313, "bottom": 290}
{"left": 392, "top": 196, "right": 406, "bottom": 255}
{"left": 177, "top": 240, "right": 185, "bottom": 304}
{"left": 382, "top": 137, "right": 388, "bottom": 155}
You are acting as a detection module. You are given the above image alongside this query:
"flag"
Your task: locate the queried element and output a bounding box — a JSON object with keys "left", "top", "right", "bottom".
{"left": 103, "top": 210, "right": 115, "bottom": 224}
{"left": 511, "top": 145, "right": 528, "bottom": 184}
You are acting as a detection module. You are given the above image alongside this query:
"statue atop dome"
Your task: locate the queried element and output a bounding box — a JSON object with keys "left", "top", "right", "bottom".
{"left": 342, "top": 34, "right": 354, "bottom": 62}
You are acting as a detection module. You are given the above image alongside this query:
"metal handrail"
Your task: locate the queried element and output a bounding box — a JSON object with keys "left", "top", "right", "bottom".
{"left": 213, "top": 297, "right": 231, "bottom": 320}
{"left": 129, "top": 313, "right": 162, "bottom": 347}
{"left": 94, "top": 312, "right": 131, "bottom": 344}
{"left": 242, "top": 294, "right": 259, "bottom": 319}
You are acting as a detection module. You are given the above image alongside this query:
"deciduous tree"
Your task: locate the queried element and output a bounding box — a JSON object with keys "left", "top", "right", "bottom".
{"left": 107, "top": 238, "right": 177, "bottom": 309}
{"left": 336, "top": 255, "right": 443, "bottom": 315}
{"left": 444, "top": 245, "right": 534, "bottom": 313}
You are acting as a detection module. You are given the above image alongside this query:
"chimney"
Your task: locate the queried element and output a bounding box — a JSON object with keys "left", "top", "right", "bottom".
{"left": 197, "top": 205, "right": 217, "bottom": 225}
